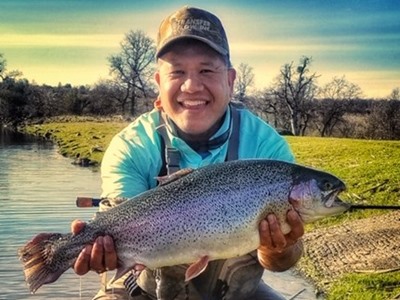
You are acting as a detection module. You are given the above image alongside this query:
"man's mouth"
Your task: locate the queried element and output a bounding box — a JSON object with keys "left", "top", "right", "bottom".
{"left": 178, "top": 100, "right": 208, "bottom": 109}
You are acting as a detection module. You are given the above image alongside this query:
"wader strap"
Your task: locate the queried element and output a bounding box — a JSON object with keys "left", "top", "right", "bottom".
{"left": 156, "top": 113, "right": 181, "bottom": 176}
{"left": 226, "top": 105, "right": 240, "bottom": 161}
{"left": 124, "top": 271, "right": 143, "bottom": 296}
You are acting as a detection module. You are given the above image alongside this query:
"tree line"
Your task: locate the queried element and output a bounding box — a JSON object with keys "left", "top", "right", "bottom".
{"left": 1, "top": 31, "right": 399, "bottom": 140}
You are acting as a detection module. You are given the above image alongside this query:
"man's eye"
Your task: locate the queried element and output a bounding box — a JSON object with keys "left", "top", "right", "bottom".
{"left": 169, "top": 70, "right": 184, "bottom": 78}
{"left": 200, "top": 69, "right": 214, "bottom": 74}
{"left": 171, "top": 70, "right": 184, "bottom": 75}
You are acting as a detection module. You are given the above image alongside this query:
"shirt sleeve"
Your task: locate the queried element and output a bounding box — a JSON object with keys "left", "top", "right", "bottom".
{"left": 238, "top": 109, "right": 295, "bottom": 163}
{"left": 100, "top": 121, "right": 161, "bottom": 199}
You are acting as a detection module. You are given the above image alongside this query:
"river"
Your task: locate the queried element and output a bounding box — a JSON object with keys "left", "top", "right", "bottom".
{"left": 0, "top": 128, "right": 318, "bottom": 300}
{"left": 0, "top": 128, "right": 103, "bottom": 299}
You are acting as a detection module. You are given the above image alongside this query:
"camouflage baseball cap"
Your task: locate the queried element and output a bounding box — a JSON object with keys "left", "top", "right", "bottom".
{"left": 156, "top": 6, "right": 230, "bottom": 59}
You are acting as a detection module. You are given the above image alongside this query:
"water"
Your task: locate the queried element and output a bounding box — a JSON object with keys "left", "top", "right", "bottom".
{"left": 0, "top": 129, "right": 103, "bottom": 299}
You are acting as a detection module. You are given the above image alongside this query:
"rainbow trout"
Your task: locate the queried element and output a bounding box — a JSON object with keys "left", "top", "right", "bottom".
{"left": 19, "top": 159, "right": 348, "bottom": 294}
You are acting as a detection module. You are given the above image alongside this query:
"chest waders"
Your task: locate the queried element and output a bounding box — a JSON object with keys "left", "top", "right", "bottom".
{"left": 124, "top": 105, "right": 264, "bottom": 299}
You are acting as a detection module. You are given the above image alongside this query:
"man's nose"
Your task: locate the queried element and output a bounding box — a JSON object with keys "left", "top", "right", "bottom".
{"left": 181, "top": 74, "right": 204, "bottom": 93}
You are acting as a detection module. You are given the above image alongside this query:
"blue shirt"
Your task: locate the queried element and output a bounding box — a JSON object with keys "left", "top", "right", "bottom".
{"left": 101, "top": 107, "right": 294, "bottom": 198}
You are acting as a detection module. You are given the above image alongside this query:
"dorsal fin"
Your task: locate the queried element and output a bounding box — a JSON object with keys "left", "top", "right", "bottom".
{"left": 156, "top": 168, "right": 194, "bottom": 186}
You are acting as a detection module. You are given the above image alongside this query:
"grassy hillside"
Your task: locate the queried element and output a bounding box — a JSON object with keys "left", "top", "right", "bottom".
{"left": 288, "top": 136, "right": 400, "bottom": 224}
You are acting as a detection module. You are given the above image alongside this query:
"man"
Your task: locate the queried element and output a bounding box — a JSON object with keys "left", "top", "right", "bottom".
{"left": 72, "top": 6, "right": 304, "bottom": 299}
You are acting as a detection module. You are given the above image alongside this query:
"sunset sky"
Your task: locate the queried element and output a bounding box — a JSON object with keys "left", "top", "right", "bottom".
{"left": 1, "top": 0, "right": 399, "bottom": 98}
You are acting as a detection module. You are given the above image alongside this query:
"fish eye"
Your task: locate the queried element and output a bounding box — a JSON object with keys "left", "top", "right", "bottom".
{"left": 323, "top": 181, "right": 334, "bottom": 190}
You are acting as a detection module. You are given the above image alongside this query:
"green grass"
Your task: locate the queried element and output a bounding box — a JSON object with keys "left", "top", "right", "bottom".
{"left": 288, "top": 136, "right": 400, "bottom": 225}
{"left": 327, "top": 272, "right": 400, "bottom": 300}
{"left": 20, "top": 120, "right": 128, "bottom": 166}
{"left": 20, "top": 122, "right": 400, "bottom": 299}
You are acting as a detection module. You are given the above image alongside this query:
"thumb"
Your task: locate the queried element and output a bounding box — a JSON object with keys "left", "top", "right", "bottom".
{"left": 71, "top": 219, "right": 86, "bottom": 235}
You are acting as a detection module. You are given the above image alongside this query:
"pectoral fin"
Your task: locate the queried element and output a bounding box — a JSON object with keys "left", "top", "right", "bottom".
{"left": 185, "top": 256, "right": 209, "bottom": 282}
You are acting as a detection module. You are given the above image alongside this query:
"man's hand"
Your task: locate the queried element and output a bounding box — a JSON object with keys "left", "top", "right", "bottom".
{"left": 257, "top": 210, "right": 304, "bottom": 271}
{"left": 71, "top": 220, "right": 118, "bottom": 275}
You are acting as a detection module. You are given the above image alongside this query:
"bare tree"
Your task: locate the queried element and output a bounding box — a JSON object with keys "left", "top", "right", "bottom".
{"left": 319, "top": 76, "right": 362, "bottom": 100}
{"left": 234, "top": 63, "right": 254, "bottom": 102}
{"left": 108, "top": 30, "right": 156, "bottom": 116}
{"left": 271, "top": 56, "right": 318, "bottom": 136}
{"left": 0, "top": 53, "right": 22, "bottom": 81}
{"left": 248, "top": 88, "right": 291, "bottom": 132}
{"left": 389, "top": 87, "right": 400, "bottom": 101}
{"left": 316, "top": 76, "right": 362, "bottom": 137}
{"left": 0, "top": 53, "right": 5, "bottom": 80}
{"left": 367, "top": 100, "right": 400, "bottom": 140}
{"left": 86, "top": 80, "right": 121, "bottom": 115}
{"left": 367, "top": 87, "right": 400, "bottom": 139}
{"left": 0, "top": 54, "right": 26, "bottom": 124}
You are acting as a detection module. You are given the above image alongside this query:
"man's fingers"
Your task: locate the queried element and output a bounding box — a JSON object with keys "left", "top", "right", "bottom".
{"left": 71, "top": 219, "right": 85, "bottom": 235}
{"left": 103, "top": 236, "right": 118, "bottom": 270}
{"left": 74, "top": 245, "right": 92, "bottom": 275}
{"left": 259, "top": 219, "right": 271, "bottom": 246}
{"left": 258, "top": 211, "right": 305, "bottom": 256}
{"left": 90, "top": 237, "right": 105, "bottom": 271}
{"left": 259, "top": 215, "right": 286, "bottom": 250}
{"left": 73, "top": 235, "right": 117, "bottom": 275}
{"left": 266, "top": 214, "right": 286, "bottom": 249}
{"left": 286, "top": 210, "right": 304, "bottom": 241}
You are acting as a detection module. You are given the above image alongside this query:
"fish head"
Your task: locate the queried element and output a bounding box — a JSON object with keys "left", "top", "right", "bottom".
{"left": 289, "top": 166, "right": 349, "bottom": 223}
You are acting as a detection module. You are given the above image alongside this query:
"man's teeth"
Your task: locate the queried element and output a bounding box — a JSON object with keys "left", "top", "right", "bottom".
{"left": 181, "top": 100, "right": 207, "bottom": 107}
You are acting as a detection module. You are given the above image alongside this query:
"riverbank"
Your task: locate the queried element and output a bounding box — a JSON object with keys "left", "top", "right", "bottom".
{"left": 19, "top": 116, "right": 130, "bottom": 166}
{"left": 19, "top": 118, "right": 400, "bottom": 299}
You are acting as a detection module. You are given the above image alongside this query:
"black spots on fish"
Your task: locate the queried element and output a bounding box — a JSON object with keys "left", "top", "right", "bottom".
{"left": 20, "top": 159, "right": 328, "bottom": 294}
{"left": 114, "top": 160, "right": 307, "bottom": 254}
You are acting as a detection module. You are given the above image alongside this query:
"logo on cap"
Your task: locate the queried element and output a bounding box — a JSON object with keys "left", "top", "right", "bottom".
{"left": 171, "top": 18, "right": 211, "bottom": 34}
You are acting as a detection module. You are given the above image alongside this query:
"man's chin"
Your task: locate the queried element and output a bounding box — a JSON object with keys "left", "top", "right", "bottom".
{"left": 179, "top": 124, "right": 212, "bottom": 138}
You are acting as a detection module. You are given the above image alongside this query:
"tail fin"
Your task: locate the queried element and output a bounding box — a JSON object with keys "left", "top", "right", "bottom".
{"left": 18, "top": 233, "right": 68, "bottom": 294}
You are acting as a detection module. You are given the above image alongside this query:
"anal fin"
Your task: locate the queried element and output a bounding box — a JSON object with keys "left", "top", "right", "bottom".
{"left": 185, "top": 256, "right": 209, "bottom": 282}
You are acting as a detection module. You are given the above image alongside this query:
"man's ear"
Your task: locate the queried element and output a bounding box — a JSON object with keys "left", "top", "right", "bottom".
{"left": 154, "top": 71, "right": 161, "bottom": 86}
{"left": 228, "top": 68, "right": 237, "bottom": 96}
{"left": 154, "top": 95, "right": 162, "bottom": 109}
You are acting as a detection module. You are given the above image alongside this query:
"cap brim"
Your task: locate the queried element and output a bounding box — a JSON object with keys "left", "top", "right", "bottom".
{"left": 156, "top": 35, "right": 228, "bottom": 58}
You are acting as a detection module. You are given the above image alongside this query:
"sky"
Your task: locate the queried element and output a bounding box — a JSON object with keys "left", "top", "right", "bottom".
{"left": 1, "top": 0, "right": 399, "bottom": 98}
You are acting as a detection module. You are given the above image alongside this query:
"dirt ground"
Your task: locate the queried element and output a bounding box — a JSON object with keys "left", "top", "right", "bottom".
{"left": 301, "top": 211, "right": 399, "bottom": 283}
{"left": 264, "top": 211, "right": 400, "bottom": 299}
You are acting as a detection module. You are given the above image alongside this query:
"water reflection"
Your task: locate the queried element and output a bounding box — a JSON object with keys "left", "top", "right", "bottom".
{"left": 0, "top": 129, "right": 102, "bottom": 299}
{"left": 0, "top": 127, "right": 39, "bottom": 146}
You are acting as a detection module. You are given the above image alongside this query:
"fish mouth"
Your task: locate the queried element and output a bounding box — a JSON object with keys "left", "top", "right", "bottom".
{"left": 323, "top": 188, "right": 350, "bottom": 210}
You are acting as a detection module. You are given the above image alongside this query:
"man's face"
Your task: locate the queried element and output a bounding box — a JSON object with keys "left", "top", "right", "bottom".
{"left": 155, "top": 41, "right": 236, "bottom": 140}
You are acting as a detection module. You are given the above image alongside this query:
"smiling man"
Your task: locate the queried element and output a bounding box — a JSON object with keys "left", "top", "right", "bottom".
{"left": 154, "top": 39, "right": 236, "bottom": 146}
{"left": 72, "top": 6, "right": 304, "bottom": 300}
